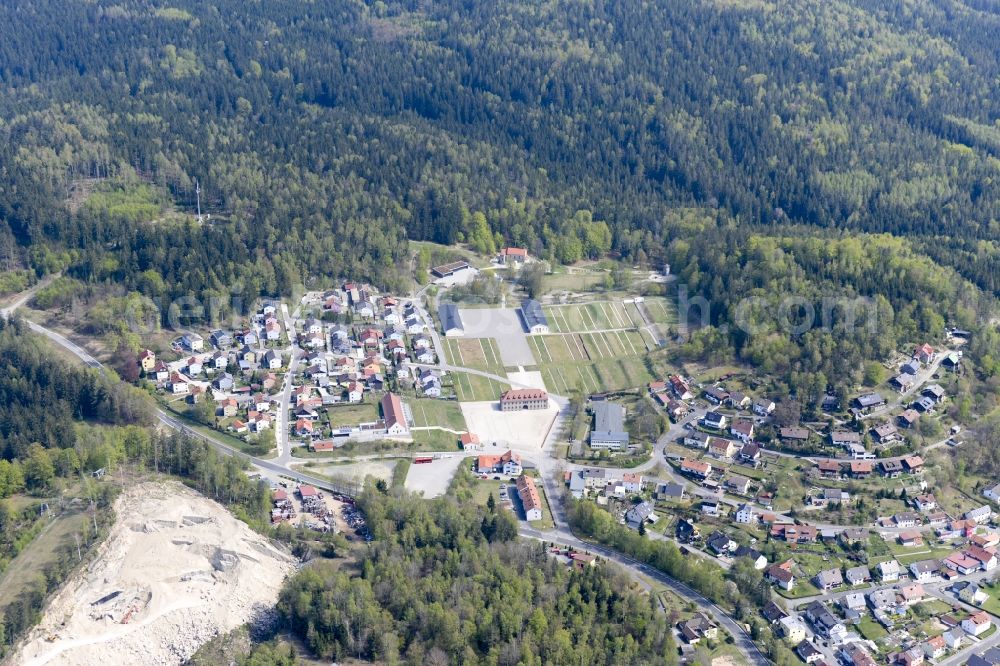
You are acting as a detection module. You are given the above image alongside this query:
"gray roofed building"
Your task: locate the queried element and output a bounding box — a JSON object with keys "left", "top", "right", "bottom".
{"left": 846, "top": 566, "right": 870, "bottom": 585}
{"left": 969, "top": 647, "right": 1000, "bottom": 666}
{"left": 590, "top": 401, "right": 629, "bottom": 450}
{"left": 814, "top": 568, "right": 844, "bottom": 590}
{"left": 655, "top": 481, "right": 685, "bottom": 500}
{"left": 854, "top": 392, "right": 886, "bottom": 409}
{"left": 625, "top": 501, "right": 656, "bottom": 528}
{"left": 439, "top": 303, "right": 465, "bottom": 336}
{"left": 520, "top": 299, "right": 549, "bottom": 334}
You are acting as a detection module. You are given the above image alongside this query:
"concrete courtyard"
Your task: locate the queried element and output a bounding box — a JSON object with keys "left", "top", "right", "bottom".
{"left": 459, "top": 400, "right": 559, "bottom": 450}
{"left": 457, "top": 307, "right": 536, "bottom": 366}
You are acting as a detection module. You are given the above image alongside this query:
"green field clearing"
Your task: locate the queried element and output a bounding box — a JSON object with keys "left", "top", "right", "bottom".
{"left": 412, "top": 429, "right": 463, "bottom": 449}
{"left": 638, "top": 297, "right": 676, "bottom": 325}
{"left": 409, "top": 398, "right": 467, "bottom": 431}
{"left": 543, "top": 301, "right": 637, "bottom": 333}
{"left": 541, "top": 271, "right": 607, "bottom": 293}
{"left": 327, "top": 402, "right": 379, "bottom": 427}
{"left": 451, "top": 372, "right": 509, "bottom": 402}
{"left": 0, "top": 505, "right": 90, "bottom": 608}
{"left": 443, "top": 337, "right": 505, "bottom": 375}
{"left": 540, "top": 357, "right": 654, "bottom": 394}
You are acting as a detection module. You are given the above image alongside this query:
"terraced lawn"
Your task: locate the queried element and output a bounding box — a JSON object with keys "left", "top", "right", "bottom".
{"left": 442, "top": 337, "right": 505, "bottom": 375}
{"left": 450, "top": 371, "right": 509, "bottom": 402}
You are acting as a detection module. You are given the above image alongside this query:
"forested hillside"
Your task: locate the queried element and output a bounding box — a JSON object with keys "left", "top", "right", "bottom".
{"left": 1, "top": 0, "right": 1000, "bottom": 302}
{"left": 279, "top": 489, "right": 677, "bottom": 664}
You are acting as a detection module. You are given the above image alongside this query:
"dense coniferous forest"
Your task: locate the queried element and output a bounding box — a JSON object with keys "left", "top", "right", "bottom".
{"left": 1, "top": 0, "right": 999, "bottom": 303}
{"left": 0, "top": 318, "right": 156, "bottom": 462}
{"left": 279, "top": 489, "right": 677, "bottom": 665}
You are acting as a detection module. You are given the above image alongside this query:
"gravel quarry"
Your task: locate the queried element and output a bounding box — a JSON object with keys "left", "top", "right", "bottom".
{"left": 15, "top": 481, "right": 296, "bottom": 666}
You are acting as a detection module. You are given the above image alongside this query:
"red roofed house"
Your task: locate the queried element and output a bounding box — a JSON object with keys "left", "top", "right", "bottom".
{"left": 915, "top": 344, "right": 935, "bottom": 364}
{"left": 680, "top": 458, "right": 712, "bottom": 478}
{"left": 500, "top": 388, "right": 549, "bottom": 411}
{"left": 298, "top": 485, "right": 318, "bottom": 499}
{"left": 817, "top": 460, "right": 842, "bottom": 477}
{"left": 962, "top": 611, "right": 992, "bottom": 636}
{"left": 310, "top": 440, "right": 336, "bottom": 452}
{"left": 500, "top": 247, "right": 528, "bottom": 264}
{"left": 965, "top": 544, "right": 998, "bottom": 571}
{"left": 460, "top": 432, "right": 482, "bottom": 450}
{"left": 272, "top": 488, "right": 288, "bottom": 503}
{"left": 294, "top": 419, "right": 314, "bottom": 436}
{"left": 850, "top": 461, "right": 873, "bottom": 478}
{"left": 139, "top": 349, "right": 157, "bottom": 373}
{"left": 477, "top": 450, "right": 522, "bottom": 476}
{"left": 381, "top": 392, "right": 409, "bottom": 436}
{"left": 516, "top": 474, "right": 543, "bottom": 521}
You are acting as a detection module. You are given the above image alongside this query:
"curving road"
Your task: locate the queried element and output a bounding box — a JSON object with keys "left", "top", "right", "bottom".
{"left": 519, "top": 525, "right": 770, "bottom": 666}
{"left": 22, "top": 317, "right": 357, "bottom": 497}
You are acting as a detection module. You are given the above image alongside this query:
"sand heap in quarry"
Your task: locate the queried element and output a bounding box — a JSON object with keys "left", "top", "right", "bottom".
{"left": 16, "top": 480, "right": 296, "bottom": 666}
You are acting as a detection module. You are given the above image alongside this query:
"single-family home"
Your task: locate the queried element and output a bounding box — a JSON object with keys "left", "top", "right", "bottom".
{"left": 734, "top": 545, "right": 767, "bottom": 570}
{"left": 880, "top": 459, "right": 905, "bottom": 478}
{"left": 766, "top": 560, "right": 796, "bottom": 590}
{"left": 804, "top": 601, "right": 847, "bottom": 642}
{"left": 961, "top": 583, "right": 990, "bottom": 606}
{"left": 879, "top": 560, "right": 901, "bottom": 582}
{"left": 898, "top": 409, "right": 920, "bottom": 428}
{"left": 707, "top": 531, "right": 737, "bottom": 555}
{"left": 778, "top": 616, "right": 807, "bottom": 643}
{"left": 625, "top": 501, "right": 657, "bottom": 529}
{"left": 702, "top": 410, "right": 727, "bottom": 430}
{"left": 735, "top": 503, "right": 757, "bottom": 524}
{"left": 703, "top": 386, "right": 729, "bottom": 405}
{"left": 677, "top": 613, "right": 718, "bottom": 644}
{"left": 913, "top": 493, "right": 937, "bottom": 512}
{"left": 909, "top": 560, "right": 938, "bottom": 583}
{"left": 753, "top": 398, "right": 776, "bottom": 416}
{"left": 739, "top": 442, "right": 761, "bottom": 466}
{"left": 707, "top": 437, "right": 737, "bottom": 460}
{"left": 814, "top": 568, "right": 844, "bottom": 591}
{"left": 871, "top": 422, "right": 899, "bottom": 443}
{"left": 796, "top": 641, "right": 823, "bottom": 664}
{"left": 943, "top": 627, "right": 964, "bottom": 650}
{"left": 966, "top": 505, "right": 993, "bottom": 524}
{"left": 840, "top": 643, "right": 877, "bottom": 666}
{"left": 899, "top": 583, "right": 925, "bottom": 605}
{"left": 730, "top": 418, "right": 754, "bottom": 443}
{"left": 964, "top": 611, "right": 992, "bottom": 637}
{"left": 921, "top": 636, "right": 948, "bottom": 659}
{"left": 139, "top": 349, "right": 157, "bottom": 373}
{"left": 655, "top": 481, "right": 686, "bottom": 501}
{"left": 845, "top": 566, "right": 870, "bottom": 586}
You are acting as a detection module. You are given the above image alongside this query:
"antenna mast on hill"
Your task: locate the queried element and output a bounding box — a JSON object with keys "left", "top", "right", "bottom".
{"left": 195, "top": 179, "right": 204, "bottom": 223}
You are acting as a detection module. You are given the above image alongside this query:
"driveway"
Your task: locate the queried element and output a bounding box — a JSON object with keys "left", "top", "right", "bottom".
{"left": 458, "top": 307, "right": 537, "bottom": 366}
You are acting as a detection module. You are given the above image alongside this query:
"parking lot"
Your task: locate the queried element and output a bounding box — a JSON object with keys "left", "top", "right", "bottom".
{"left": 404, "top": 455, "right": 466, "bottom": 497}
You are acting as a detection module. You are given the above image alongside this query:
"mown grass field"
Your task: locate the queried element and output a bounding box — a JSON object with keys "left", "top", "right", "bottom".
{"left": 442, "top": 337, "right": 505, "bottom": 375}
{"left": 327, "top": 402, "right": 379, "bottom": 427}
{"left": 528, "top": 331, "right": 656, "bottom": 393}
{"left": 450, "top": 371, "right": 510, "bottom": 402}
{"left": 543, "top": 301, "right": 637, "bottom": 333}
{"left": 408, "top": 398, "right": 467, "bottom": 431}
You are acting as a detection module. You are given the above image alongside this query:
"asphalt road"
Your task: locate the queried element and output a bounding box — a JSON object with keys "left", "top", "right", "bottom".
{"left": 520, "top": 525, "right": 771, "bottom": 666}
